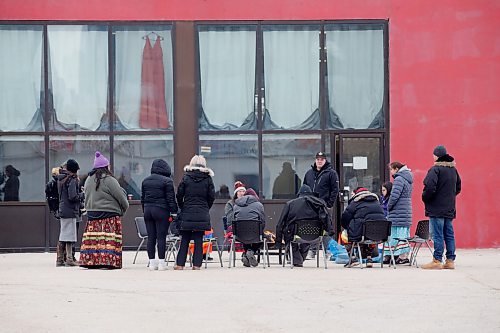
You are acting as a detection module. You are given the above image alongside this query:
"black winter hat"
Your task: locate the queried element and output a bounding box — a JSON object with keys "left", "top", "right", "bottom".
{"left": 433, "top": 145, "right": 447, "bottom": 158}
{"left": 66, "top": 159, "right": 80, "bottom": 173}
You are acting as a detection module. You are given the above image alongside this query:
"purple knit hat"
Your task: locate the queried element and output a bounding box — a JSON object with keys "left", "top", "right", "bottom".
{"left": 93, "top": 151, "right": 109, "bottom": 169}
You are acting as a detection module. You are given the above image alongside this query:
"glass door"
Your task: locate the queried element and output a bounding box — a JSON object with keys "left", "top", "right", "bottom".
{"left": 330, "top": 133, "right": 386, "bottom": 236}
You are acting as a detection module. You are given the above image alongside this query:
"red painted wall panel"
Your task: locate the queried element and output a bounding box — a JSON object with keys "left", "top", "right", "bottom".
{"left": 1, "top": 0, "right": 499, "bottom": 248}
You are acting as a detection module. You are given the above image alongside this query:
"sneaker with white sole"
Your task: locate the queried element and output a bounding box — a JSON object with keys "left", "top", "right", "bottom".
{"left": 149, "top": 259, "right": 159, "bottom": 271}
{"left": 158, "top": 259, "right": 167, "bottom": 271}
{"left": 306, "top": 249, "right": 316, "bottom": 260}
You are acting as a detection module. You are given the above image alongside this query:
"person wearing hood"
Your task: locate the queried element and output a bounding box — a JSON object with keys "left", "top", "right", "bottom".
{"left": 341, "top": 187, "right": 386, "bottom": 267}
{"left": 80, "top": 151, "right": 129, "bottom": 269}
{"left": 141, "top": 159, "right": 178, "bottom": 271}
{"left": 303, "top": 152, "right": 339, "bottom": 259}
{"left": 3, "top": 164, "right": 21, "bottom": 201}
{"left": 276, "top": 185, "right": 332, "bottom": 267}
{"left": 383, "top": 161, "right": 413, "bottom": 265}
{"left": 421, "top": 145, "right": 461, "bottom": 270}
{"left": 56, "top": 159, "right": 83, "bottom": 267}
{"left": 233, "top": 188, "right": 266, "bottom": 267}
{"left": 174, "top": 155, "right": 215, "bottom": 270}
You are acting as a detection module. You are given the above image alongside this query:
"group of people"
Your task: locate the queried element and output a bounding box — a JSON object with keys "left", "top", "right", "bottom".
{"left": 49, "top": 143, "right": 461, "bottom": 271}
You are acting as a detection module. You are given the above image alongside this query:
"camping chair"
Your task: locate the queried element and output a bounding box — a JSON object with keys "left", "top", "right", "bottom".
{"left": 393, "top": 219, "right": 433, "bottom": 267}
{"left": 347, "top": 220, "right": 396, "bottom": 269}
{"left": 283, "top": 219, "right": 328, "bottom": 269}
{"left": 228, "top": 219, "right": 270, "bottom": 268}
{"left": 133, "top": 217, "right": 148, "bottom": 264}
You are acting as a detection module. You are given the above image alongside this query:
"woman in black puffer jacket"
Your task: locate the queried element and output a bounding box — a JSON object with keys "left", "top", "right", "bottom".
{"left": 174, "top": 155, "right": 215, "bottom": 270}
{"left": 141, "top": 159, "right": 178, "bottom": 271}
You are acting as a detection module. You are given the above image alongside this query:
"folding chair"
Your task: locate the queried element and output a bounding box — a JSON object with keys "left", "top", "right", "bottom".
{"left": 133, "top": 217, "right": 148, "bottom": 264}
{"left": 393, "top": 219, "right": 433, "bottom": 267}
{"left": 347, "top": 220, "right": 396, "bottom": 269}
{"left": 283, "top": 219, "right": 328, "bottom": 269}
{"left": 164, "top": 232, "right": 180, "bottom": 266}
{"left": 228, "top": 220, "right": 269, "bottom": 268}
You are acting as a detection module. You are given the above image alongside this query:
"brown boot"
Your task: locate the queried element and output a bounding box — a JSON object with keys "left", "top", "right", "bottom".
{"left": 173, "top": 265, "right": 184, "bottom": 270}
{"left": 64, "top": 242, "right": 79, "bottom": 267}
{"left": 56, "top": 242, "right": 65, "bottom": 267}
{"left": 421, "top": 258, "right": 443, "bottom": 270}
{"left": 192, "top": 266, "right": 201, "bottom": 270}
{"left": 443, "top": 259, "right": 455, "bottom": 269}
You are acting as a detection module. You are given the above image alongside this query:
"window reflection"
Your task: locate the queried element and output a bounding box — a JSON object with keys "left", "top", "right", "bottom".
{"left": 114, "top": 26, "right": 174, "bottom": 130}
{"left": 199, "top": 135, "right": 259, "bottom": 195}
{"left": 48, "top": 25, "right": 108, "bottom": 131}
{"left": 114, "top": 135, "right": 174, "bottom": 199}
{"left": 262, "top": 134, "right": 321, "bottom": 200}
{"left": 0, "top": 136, "right": 45, "bottom": 201}
{"left": 49, "top": 135, "right": 110, "bottom": 176}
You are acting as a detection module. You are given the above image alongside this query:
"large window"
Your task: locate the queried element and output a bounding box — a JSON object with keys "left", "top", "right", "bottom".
{"left": 197, "top": 22, "right": 387, "bottom": 199}
{"left": 0, "top": 23, "right": 175, "bottom": 203}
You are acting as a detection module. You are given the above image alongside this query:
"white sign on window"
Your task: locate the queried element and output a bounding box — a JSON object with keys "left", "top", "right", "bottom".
{"left": 353, "top": 156, "right": 368, "bottom": 170}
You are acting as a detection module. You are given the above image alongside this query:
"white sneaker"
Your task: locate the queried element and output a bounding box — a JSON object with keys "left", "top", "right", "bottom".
{"left": 158, "top": 259, "right": 167, "bottom": 271}
{"left": 149, "top": 259, "right": 159, "bottom": 271}
{"left": 306, "top": 249, "right": 316, "bottom": 260}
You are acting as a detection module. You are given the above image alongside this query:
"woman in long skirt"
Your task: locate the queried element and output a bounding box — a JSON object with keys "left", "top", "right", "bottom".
{"left": 80, "top": 151, "right": 129, "bottom": 269}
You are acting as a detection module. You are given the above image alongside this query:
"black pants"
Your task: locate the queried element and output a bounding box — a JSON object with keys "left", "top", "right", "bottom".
{"left": 177, "top": 230, "right": 204, "bottom": 267}
{"left": 291, "top": 243, "right": 310, "bottom": 265}
{"left": 144, "top": 206, "right": 169, "bottom": 260}
{"left": 243, "top": 243, "right": 260, "bottom": 252}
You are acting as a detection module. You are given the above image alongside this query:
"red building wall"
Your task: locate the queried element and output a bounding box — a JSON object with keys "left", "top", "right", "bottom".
{"left": 1, "top": 0, "right": 499, "bottom": 248}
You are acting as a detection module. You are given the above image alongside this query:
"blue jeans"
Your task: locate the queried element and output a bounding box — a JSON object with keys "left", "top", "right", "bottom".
{"left": 429, "top": 217, "right": 456, "bottom": 261}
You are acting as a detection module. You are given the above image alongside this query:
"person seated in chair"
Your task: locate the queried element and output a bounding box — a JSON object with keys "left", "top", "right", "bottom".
{"left": 341, "top": 187, "right": 386, "bottom": 268}
{"left": 233, "top": 188, "right": 265, "bottom": 267}
{"left": 276, "top": 185, "right": 333, "bottom": 267}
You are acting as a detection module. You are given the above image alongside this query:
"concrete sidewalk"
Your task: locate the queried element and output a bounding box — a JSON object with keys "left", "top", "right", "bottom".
{"left": 1, "top": 249, "right": 499, "bottom": 333}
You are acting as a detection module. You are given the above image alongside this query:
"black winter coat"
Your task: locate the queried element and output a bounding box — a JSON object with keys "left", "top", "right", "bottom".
{"left": 387, "top": 166, "right": 413, "bottom": 227}
{"left": 303, "top": 161, "right": 339, "bottom": 208}
{"left": 422, "top": 154, "right": 461, "bottom": 219}
{"left": 141, "top": 159, "right": 178, "bottom": 214}
{"left": 276, "top": 185, "right": 332, "bottom": 244}
{"left": 341, "top": 190, "right": 386, "bottom": 242}
{"left": 3, "top": 167, "right": 20, "bottom": 201}
{"left": 176, "top": 166, "right": 215, "bottom": 231}
{"left": 57, "top": 171, "right": 83, "bottom": 219}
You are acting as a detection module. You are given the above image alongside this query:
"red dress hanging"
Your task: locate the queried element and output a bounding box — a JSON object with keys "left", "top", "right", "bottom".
{"left": 139, "top": 36, "right": 170, "bottom": 129}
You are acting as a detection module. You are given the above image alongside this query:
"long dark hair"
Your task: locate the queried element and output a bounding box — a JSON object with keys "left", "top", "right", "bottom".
{"left": 381, "top": 181, "right": 393, "bottom": 198}
{"left": 92, "top": 167, "right": 113, "bottom": 191}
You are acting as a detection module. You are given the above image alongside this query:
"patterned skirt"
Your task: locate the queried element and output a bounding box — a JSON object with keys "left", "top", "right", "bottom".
{"left": 80, "top": 216, "right": 122, "bottom": 269}
{"left": 383, "top": 226, "right": 411, "bottom": 256}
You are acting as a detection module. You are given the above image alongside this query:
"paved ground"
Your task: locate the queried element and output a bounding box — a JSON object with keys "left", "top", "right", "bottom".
{"left": 1, "top": 249, "right": 500, "bottom": 333}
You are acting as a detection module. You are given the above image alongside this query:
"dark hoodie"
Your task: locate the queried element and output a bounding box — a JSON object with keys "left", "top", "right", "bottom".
{"left": 233, "top": 193, "right": 266, "bottom": 234}
{"left": 387, "top": 165, "right": 414, "bottom": 227}
{"left": 341, "top": 190, "right": 386, "bottom": 242}
{"left": 276, "top": 185, "right": 332, "bottom": 244}
{"left": 57, "top": 170, "right": 82, "bottom": 218}
{"left": 3, "top": 165, "right": 20, "bottom": 201}
{"left": 141, "top": 159, "right": 178, "bottom": 214}
{"left": 422, "top": 154, "right": 461, "bottom": 218}
{"left": 176, "top": 165, "right": 215, "bottom": 231}
{"left": 303, "top": 160, "right": 339, "bottom": 208}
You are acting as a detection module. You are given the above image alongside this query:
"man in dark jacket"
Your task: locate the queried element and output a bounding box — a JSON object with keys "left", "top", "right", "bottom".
{"left": 341, "top": 187, "right": 386, "bottom": 267}
{"left": 141, "top": 159, "right": 178, "bottom": 270}
{"left": 303, "top": 152, "right": 339, "bottom": 258}
{"left": 421, "top": 145, "right": 461, "bottom": 270}
{"left": 276, "top": 185, "right": 332, "bottom": 267}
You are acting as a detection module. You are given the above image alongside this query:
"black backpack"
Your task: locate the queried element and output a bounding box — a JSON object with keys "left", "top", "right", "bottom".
{"left": 45, "top": 179, "right": 59, "bottom": 216}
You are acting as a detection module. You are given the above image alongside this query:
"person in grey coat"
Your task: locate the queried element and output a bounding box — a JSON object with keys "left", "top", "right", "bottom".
{"left": 384, "top": 161, "right": 413, "bottom": 264}
{"left": 233, "top": 188, "right": 266, "bottom": 267}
